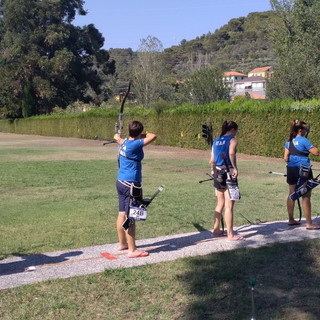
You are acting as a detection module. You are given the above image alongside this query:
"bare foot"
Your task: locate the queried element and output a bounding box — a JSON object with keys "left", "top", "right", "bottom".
{"left": 118, "top": 244, "right": 128, "bottom": 251}
{"left": 128, "top": 250, "right": 149, "bottom": 258}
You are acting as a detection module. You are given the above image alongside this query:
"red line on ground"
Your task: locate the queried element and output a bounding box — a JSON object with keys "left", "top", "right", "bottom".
{"left": 101, "top": 252, "right": 117, "bottom": 260}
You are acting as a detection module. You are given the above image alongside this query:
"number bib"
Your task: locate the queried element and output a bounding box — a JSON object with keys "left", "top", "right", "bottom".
{"left": 129, "top": 206, "right": 148, "bottom": 221}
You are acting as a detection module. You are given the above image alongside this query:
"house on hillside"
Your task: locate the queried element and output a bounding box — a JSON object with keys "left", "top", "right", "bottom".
{"left": 232, "top": 76, "right": 267, "bottom": 99}
{"left": 248, "top": 66, "right": 273, "bottom": 78}
{"left": 224, "top": 66, "right": 273, "bottom": 100}
{"left": 223, "top": 71, "right": 247, "bottom": 89}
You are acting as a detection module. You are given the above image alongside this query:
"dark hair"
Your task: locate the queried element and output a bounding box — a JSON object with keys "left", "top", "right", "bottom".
{"left": 220, "top": 120, "right": 238, "bottom": 137}
{"left": 288, "top": 120, "right": 307, "bottom": 141}
{"left": 129, "top": 120, "right": 144, "bottom": 138}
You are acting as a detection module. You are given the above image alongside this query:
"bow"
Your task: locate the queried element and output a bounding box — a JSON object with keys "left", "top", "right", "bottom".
{"left": 94, "top": 82, "right": 131, "bottom": 145}
{"left": 94, "top": 135, "right": 115, "bottom": 145}
{"left": 306, "top": 123, "right": 310, "bottom": 139}
{"left": 115, "top": 82, "right": 131, "bottom": 135}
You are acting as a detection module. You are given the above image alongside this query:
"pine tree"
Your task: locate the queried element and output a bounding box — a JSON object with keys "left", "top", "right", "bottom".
{"left": 0, "top": 0, "right": 115, "bottom": 118}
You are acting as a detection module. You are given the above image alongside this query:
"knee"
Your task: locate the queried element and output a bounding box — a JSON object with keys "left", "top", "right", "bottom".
{"left": 302, "top": 192, "right": 311, "bottom": 200}
{"left": 118, "top": 211, "right": 126, "bottom": 219}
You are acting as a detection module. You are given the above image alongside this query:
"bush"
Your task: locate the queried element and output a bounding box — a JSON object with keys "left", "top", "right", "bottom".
{"left": 2, "top": 98, "right": 320, "bottom": 159}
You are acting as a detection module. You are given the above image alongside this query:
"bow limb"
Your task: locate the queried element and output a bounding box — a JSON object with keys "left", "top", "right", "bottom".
{"left": 116, "top": 81, "right": 131, "bottom": 135}
{"left": 306, "top": 123, "right": 310, "bottom": 139}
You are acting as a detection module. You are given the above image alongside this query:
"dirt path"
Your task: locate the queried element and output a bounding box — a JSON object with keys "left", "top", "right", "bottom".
{"left": 0, "top": 132, "right": 283, "bottom": 164}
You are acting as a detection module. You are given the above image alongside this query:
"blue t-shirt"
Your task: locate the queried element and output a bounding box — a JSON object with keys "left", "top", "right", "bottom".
{"left": 117, "top": 139, "right": 144, "bottom": 182}
{"left": 212, "top": 135, "right": 235, "bottom": 166}
{"left": 284, "top": 136, "right": 314, "bottom": 167}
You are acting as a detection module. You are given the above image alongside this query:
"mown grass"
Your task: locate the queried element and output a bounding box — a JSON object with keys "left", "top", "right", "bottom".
{"left": 1, "top": 147, "right": 304, "bottom": 258}
{"left": 1, "top": 137, "right": 320, "bottom": 319}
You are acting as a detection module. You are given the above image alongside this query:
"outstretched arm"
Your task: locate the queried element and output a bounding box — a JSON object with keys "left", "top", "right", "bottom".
{"left": 113, "top": 133, "right": 124, "bottom": 145}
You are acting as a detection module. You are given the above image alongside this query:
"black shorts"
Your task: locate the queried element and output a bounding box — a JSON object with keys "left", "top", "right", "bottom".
{"left": 213, "top": 166, "right": 234, "bottom": 189}
{"left": 286, "top": 166, "right": 313, "bottom": 185}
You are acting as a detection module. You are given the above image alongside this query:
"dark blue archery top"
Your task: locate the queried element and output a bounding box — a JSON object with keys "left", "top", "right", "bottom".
{"left": 212, "top": 135, "right": 235, "bottom": 166}
{"left": 117, "top": 138, "right": 144, "bottom": 182}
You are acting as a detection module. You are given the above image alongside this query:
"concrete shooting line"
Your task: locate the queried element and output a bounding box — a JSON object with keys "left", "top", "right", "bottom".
{"left": 2, "top": 220, "right": 320, "bottom": 290}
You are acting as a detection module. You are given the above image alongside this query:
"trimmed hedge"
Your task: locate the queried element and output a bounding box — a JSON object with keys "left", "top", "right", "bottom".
{"left": 1, "top": 98, "right": 320, "bottom": 160}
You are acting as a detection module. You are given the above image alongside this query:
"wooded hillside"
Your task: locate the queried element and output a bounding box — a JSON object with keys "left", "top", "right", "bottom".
{"left": 110, "top": 11, "right": 279, "bottom": 84}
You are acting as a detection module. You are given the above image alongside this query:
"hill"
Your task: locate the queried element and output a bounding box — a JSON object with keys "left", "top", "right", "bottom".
{"left": 163, "top": 11, "right": 279, "bottom": 77}
{"left": 109, "top": 11, "right": 279, "bottom": 88}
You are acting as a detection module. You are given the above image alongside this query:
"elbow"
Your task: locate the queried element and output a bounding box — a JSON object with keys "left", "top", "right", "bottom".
{"left": 310, "top": 148, "right": 320, "bottom": 156}
{"left": 150, "top": 134, "right": 157, "bottom": 142}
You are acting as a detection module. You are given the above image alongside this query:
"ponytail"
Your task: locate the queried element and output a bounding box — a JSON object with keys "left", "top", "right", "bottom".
{"left": 288, "top": 120, "right": 307, "bottom": 141}
{"left": 220, "top": 120, "right": 238, "bottom": 137}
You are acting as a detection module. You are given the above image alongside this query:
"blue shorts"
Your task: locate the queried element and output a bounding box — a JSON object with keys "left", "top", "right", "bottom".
{"left": 116, "top": 181, "right": 142, "bottom": 214}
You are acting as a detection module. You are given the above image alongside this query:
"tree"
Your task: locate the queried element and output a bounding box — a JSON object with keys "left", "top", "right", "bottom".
{"left": 183, "top": 66, "right": 230, "bottom": 105}
{"left": 132, "top": 36, "right": 169, "bottom": 108}
{"left": 268, "top": 0, "right": 320, "bottom": 100}
{"left": 109, "top": 48, "right": 136, "bottom": 94}
{"left": 0, "top": 0, "right": 115, "bottom": 118}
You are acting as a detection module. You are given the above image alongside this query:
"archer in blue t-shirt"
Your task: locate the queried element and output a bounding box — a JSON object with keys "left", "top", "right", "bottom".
{"left": 284, "top": 136, "right": 313, "bottom": 168}
{"left": 113, "top": 120, "right": 157, "bottom": 258}
{"left": 118, "top": 139, "right": 144, "bottom": 183}
{"left": 284, "top": 120, "right": 319, "bottom": 229}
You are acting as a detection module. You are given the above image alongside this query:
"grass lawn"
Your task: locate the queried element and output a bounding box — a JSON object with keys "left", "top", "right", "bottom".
{"left": 1, "top": 133, "right": 320, "bottom": 319}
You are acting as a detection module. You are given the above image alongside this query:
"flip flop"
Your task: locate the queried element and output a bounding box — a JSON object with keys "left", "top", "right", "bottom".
{"left": 306, "top": 226, "right": 320, "bottom": 230}
{"left": 128, "top": 250, "right": 149, "bottom": 258}
{"left": 226, "top": 236, "right": 245, "bottom": 242}
{"left": 288, "top": 222, "right": 301, "bottom": 226}
{"left": 212, "top": 231, "right": 225, "bottom": 237}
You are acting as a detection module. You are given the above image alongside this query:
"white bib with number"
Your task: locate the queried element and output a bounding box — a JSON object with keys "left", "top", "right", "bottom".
{"left": 129, "top": 206, "right": 148, "bottom": 221}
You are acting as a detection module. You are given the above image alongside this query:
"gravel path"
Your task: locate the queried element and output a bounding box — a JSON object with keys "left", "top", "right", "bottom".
{"left": 1, "top": 219, "right": 320, "bottom": 290}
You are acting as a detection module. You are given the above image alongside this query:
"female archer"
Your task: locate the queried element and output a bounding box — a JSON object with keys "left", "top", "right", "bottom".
{"left": 210, "top": 120, "right": 242, "bottom": 240}
{"left": 284, "top": 120, "right": 320, "bottom": 229}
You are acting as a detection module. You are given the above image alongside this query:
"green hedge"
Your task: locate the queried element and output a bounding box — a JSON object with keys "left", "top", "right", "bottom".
{"left": 1, "top": 98, "right": 320, "bottom": 160}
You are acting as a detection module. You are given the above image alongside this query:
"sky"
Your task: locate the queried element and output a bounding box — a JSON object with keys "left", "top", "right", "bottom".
{"left": 74, "top": 0, "right": 272, "bottom": 51}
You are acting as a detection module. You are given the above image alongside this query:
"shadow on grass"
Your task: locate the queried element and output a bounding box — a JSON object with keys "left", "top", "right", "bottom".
{"left": 179, "top": 239, "right": 320, "bottom": 320}
{"left": 0, "top": 251, "right": 83, "bottom": 276}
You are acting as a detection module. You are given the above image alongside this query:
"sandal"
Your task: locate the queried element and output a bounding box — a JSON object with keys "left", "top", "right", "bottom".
{"left": 128, "top": 250, "right": 149, "bottom": 258}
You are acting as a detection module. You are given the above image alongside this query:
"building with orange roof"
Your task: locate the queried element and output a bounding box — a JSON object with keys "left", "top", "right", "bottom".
{"left": 223, "top": 71, "right": 247, "bottom": 89}
{"left": 248, "top": 66, "right": 273, "bottom": 78}
{"left": 232, "top": 76, "right": 267, "bottom": 100}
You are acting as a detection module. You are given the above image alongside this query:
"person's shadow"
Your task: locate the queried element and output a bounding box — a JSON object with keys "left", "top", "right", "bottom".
{"left": 138, "top": 223, "right": 226, "bottom": 254}
{"left": 0, "top": 251, "right": 83, "bottom": 276}
{"left": 139, "top": 220, "right": 307, "bottom": 254}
